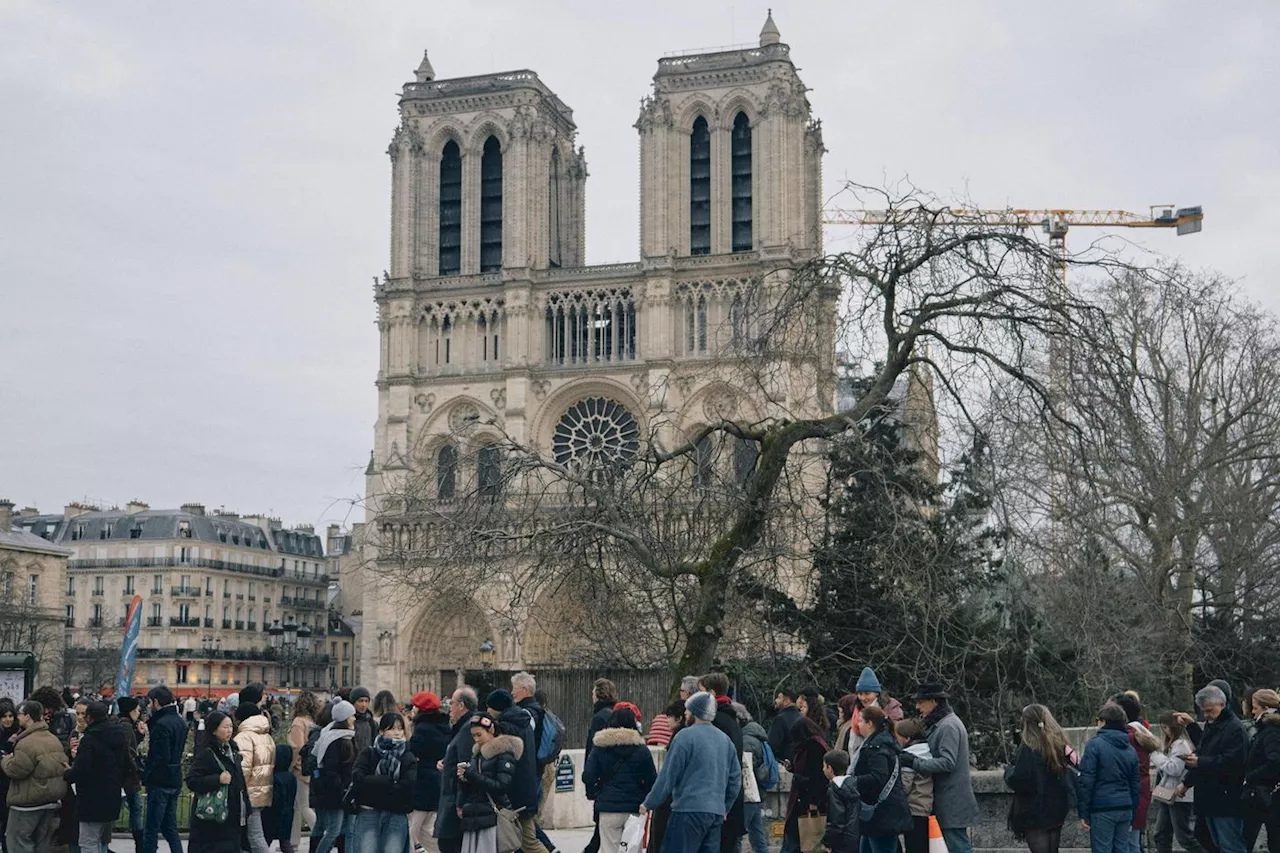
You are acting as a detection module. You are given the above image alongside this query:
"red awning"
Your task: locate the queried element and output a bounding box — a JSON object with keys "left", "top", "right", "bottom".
{"left": 169, "top": 686, "right": 239, "bottom": 699}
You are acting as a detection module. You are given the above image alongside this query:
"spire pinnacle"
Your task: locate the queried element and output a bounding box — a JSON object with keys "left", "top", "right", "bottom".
{"left": 759, "top": 9, "right": 781, "bottom": 46}
{"left": 414, "top": 50, "right": 435, "bottom": 83}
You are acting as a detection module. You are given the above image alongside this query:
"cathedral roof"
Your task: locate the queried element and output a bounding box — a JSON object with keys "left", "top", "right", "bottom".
{"left": 401, "top": 68, "right": 574, "bottom": 126}
{"left": 759, "top": 10, "right": 781, "bottom": 46}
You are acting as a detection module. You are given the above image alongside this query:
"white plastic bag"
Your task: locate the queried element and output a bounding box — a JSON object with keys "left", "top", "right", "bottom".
{"left": 619, "top": 813, "right": 646, "bottom": 853}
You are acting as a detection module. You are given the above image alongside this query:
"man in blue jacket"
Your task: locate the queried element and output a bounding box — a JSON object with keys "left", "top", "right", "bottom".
{"left": 1078, "top": 703, "right": 1140, "bottom": 853}
{"left": 641, "top": 692, "right": 742, "bottom": 853}
{"left": 142, "top": 686, "right": 187, "bottom": 853}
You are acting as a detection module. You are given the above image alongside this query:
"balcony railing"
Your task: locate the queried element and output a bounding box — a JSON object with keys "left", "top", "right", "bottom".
{"left": 88, "top": 617, "right": 104, "bottom": 627}
{"left": 171, "top": 587, "right": 201, "bottom": 598}
{"left": 223, "top": 592, "right": 231, "bottom": 599}
{"left": 151, "top": 588, "right": 163, "bottom": 595}
{"left": 235, "top": 593, "right": 244, "bottom": 600}
{"left": 65, "top": 617, "right": 75, "bottom": 627}
{"left": 123, "top": 588, "right": 135, "bottom": 596}
{"left": 146, "top": 617, "right": 162, "bottom": 627}
{"left": 68, "top": 555, "right": 286, "bottom": 580}
{"left": 91, "top": 588, "right": 104, "bottom": 597}
{"left": 246, "top": 621, "right": 257, "bottom": 631}
{"left": 221, "top": 620, "right": 232, "bottom": 629}
{"left": 203, "top": 618, "right": 215, "bottom": 628}
{"left": 169, "top": 617, "right": 200, "bottom": 628}
{"left": 234, "top": 620, "right": 245, "bottom": 630}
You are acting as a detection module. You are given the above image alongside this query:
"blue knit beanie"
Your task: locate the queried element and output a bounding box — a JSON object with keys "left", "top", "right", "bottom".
{"left": 854, "top": 667, "right": 883, "bottom": 694}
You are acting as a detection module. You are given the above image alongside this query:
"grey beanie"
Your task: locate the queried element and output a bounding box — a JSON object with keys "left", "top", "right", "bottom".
{"left": 685, "top": 691, "right": 716, "bottom": 722}
{"left": 331, "top": 700, "right": 356, "bottom": 723}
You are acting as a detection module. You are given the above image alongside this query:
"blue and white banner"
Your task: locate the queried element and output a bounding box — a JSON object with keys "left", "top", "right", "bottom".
{"left": 113, "top": 595, "right": 142, "bottom": 712}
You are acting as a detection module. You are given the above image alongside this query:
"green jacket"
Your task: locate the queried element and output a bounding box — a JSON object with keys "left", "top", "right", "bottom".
{"left": 1, "top": 722, "right": 69, "bottom": 807}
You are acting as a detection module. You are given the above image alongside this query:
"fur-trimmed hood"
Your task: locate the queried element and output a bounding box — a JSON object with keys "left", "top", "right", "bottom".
{"left": 474, "top": 733, "right": 524, "bottom": 761}
{"left": 1258, "top": 709, "right": 1280, "bottom": 727}
{"left": 592, "top": 726, "right": 645, "bottom": 749}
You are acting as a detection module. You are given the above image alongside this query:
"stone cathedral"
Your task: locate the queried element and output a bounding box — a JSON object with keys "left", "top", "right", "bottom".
{"left": 359, "top": 14, "right": 829, "bottom": 697}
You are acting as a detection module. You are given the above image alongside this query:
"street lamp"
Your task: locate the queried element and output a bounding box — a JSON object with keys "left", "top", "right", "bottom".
{"left": 478, "top": 638, "right": 496, "bottom": 670}
{"left": 267, "top": 619, "right": 309, "bottom": 691}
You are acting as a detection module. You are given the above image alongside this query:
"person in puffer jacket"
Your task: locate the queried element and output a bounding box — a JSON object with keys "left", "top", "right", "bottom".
{"left": 583, "top": 707, "right": 657, "bottom": 853}
{"left": 351, "top": 712, "right": 419, "bottom": 852}
{"left": 458, "top": 714, "right": 522, "bottom": 853}
{"left": 822, "top": 749, "right": 862, "bottom": 853}
{"left": 235, "top": 704, "right": 276, "bottom": 853}
{"left": 1078, "top": 704, "right": 1139, "bottom": 853}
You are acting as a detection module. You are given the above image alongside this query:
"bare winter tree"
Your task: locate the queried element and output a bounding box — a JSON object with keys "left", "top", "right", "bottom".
{"left": 368, "top": 183, "right": 1112, "bottom": 686}
{"left": 0, "top": 552, "right": 66, "bottom": 685}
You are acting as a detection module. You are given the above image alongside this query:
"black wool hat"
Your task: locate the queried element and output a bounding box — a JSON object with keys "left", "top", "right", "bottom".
{"left": 116, "top": 696, "right": 139, "bottom": 716}
{"left": 239, "top": 684, "right": 264, "bottom": 707}
{"left": 487, "top": 689, "right": 514, "bottom": 713}
{"left": 350, "top": 686, "right": 371, "bottom": 702}
{"left": 907, "top": 682, "right": 950, "bottom": 701}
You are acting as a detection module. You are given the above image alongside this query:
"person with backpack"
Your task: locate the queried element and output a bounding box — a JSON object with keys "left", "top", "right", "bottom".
{"left": 1004, "top": 704, "right": 1077, "bottom": 853}
{"left": 351, "top": 712, "right": 419, "bottom": 852}
{"left": 532, "top": 690, "right": 565, "bottom": 853}
{"left": 582, "top": 707, "right": 657, "bottom": 853}
{"left": 310, "top": 700, "right": 360, "bottom": 853}
{"left": 407, "top": 692, "right": 451, "bottom": 853}
{"left": 263, "top": 744, "right": 298, "bottom": 853}
{"left": 512, "top": 675, "right": 560, "bottom": 853}
{"left": 735, "top": 703, "right": 774, "bottom": 853}
{"left": 487, "top": 690, "right": 551, "bottom": 853}
{"left": 287, "top": 692, "right": 320, "bottom": 853}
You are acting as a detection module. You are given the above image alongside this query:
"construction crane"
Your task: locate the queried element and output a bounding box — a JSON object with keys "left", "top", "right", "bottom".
{"left": 823, "top": 205, "right": 1204, "bottom": 286}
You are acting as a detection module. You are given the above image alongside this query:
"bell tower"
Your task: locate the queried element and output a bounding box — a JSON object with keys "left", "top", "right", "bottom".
{"left": 388, "top": 52, "right": 587, "bottom": 280}
{"left": 636, "top": 11, "right": 824, "bottom": 260}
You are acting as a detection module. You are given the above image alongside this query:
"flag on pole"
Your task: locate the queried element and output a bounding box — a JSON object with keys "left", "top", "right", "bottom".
{"left": 113, "top": 595, "right": 143, "bottom": 713}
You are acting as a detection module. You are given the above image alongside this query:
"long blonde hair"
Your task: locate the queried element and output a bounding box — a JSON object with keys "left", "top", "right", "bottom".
{"left": 1021, "top": 704, "right": 1070, "bottom": 775}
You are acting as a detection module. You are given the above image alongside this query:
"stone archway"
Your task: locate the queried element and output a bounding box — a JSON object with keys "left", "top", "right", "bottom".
{"left": 521, "top": 583, "right": 588, "bottom": 666}
{"left": 406, "top": 595, "right": 493, "bottom": 695}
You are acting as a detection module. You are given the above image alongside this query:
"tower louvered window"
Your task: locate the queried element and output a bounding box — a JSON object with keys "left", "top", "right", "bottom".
{"left": 731, "top": 112, "right": 752, "bottom": 251}
{"left": 549, "top": 148, "right": 563, "bottom": 268}
{"left": 690, "top": 117, "right": 711, "bottom": 256}
{"left": 480, "top": 136, "right": 503, "bottom": 272}
{"left": 439, "top": 141, "right": 462, "bottom": 275}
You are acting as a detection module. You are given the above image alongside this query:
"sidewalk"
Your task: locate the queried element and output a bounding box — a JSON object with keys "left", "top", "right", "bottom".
{"left": 101, "top": 826, "right": 594, "bottom": 852}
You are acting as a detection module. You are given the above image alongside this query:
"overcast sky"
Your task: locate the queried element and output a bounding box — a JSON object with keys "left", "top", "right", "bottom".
{"left": 2, "top": 1, "right": 1276, "bottom": 531}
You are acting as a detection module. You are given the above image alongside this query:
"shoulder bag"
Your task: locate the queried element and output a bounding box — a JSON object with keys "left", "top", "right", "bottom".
{"left": 859, "top": 758, "right": 901, "bottom": 821}
{"left": 489, "top": 795, "right": 523, "bottom": 853}
{"left": 194, "top": 750, "right": 232, "bottom": 824}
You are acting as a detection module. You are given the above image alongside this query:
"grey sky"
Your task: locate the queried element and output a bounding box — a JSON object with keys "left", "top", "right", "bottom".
{"left": 1, "top": 1, "right": 1276, "bottom": 529}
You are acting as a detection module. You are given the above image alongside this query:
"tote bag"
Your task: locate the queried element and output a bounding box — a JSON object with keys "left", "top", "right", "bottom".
{"left": 489, "top": 797, "right": 523, "bottom": 853}
{"left": 797, "top": 806, "right": 827, "bottom": 853}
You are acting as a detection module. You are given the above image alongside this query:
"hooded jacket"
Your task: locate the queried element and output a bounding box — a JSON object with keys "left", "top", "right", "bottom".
{"left": 583, "top": 726, "right": 658, "bottom": 813}
{"left": 852, "top": 727, "right": 913, "bottom": 837}
{"left": 1185, "top": 705, "right": 1248, "bottom": 817}
{"left": 1244, "top": 710, "right": 1280, "bottom": 795}
{"left": 458, "top": 733, "right": 522, "bottom": 832}
{"left": 144, "top": 702, "right": 188, "bottom": 789}
{"left": 408, "top": 709, "right": 452, "bottom": 811}
{"left": 64, "top": 717, "right": 128, "bottom": 822}
{"left": 1077, "top": 725, "right": 1139, "bottom": 821}
{"left": 497, "top": 705, "right": 542, "bottom": 813}
{"left": 352, "top": 735, "right": 419, "bottom": 814}
{"left": 234, "top": 712, "right": 277, "bottom": 808}
{"left": 1, "top": 721, "right": 67, "bottom": 807}
{"left": 712, "top": 698, "right": 746, "bottom": 840}
{"left": 263, "top": 744, "right": 297, "bottom": 846}
{"left": 823, "top": 775, "right": 862, "bottom": 853}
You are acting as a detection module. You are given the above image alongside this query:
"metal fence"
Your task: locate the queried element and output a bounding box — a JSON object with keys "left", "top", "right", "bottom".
{"left": 462, "top": 667, "right": 675, "bottom": 748}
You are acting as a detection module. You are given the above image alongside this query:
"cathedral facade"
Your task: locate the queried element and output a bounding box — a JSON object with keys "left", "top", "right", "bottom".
{"left": 361, "top": 14, "right": 828, "bottom": 697}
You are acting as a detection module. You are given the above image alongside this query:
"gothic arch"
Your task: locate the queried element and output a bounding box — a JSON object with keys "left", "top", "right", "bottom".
{"left": 419, "top": 395, "right": 497, "bottom": 438}
{"left": 464, "top": 115, "right": 510, "bottom": 153}
{"left": 529, "top": 378, "right": 648, "bottom": 456}
{"left": 676, "top": 98, "right": 718, "bottom": 134}
{"left": 677, "top": 380, "right": 762, "bottom": 429}
{"left": 521, "top": 583, "right": 587, "bottom": 666}
{"left": 716, "top": 91, "right": 762, "bottom": 130}
{"left": 406, "top": 594, "right": 494, "bottom": 695}
{"left": 425, "top": 121, "right": 467, "bottom": 156}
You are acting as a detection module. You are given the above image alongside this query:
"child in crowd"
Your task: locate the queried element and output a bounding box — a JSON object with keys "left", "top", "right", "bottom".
{"left": 822, "top": 750, "right": 861, "bottom": 853}
{"left": 263, "top": 743, "right": 298, "bottom": 853}
{"left": 894, "top": 718, "right": 935, "bottom": 853}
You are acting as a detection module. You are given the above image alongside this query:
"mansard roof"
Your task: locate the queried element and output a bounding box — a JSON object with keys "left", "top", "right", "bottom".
{"left": 13, "top": 508, "right": 324, "bottom": 556}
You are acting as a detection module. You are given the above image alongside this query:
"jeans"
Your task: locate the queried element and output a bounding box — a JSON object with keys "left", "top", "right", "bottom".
{"left": 943, "top": 827, "right": 974, "bottom": 853}
{"left": 1089, "top": 810, "right": 1134, "bottom": 853}
{"left": 1130, "top": 829, "right": 1143, "bottom": 853}
{"left": 77, "top": 822, "right": 112, "bottom": 853}
{"left": 5, "top": 808, "right": 58, "bottom": 853}
{"left": 314, "top": 808, "right": 357, "bottom": 853}
{"left": 1154, "top": 802, "right": 1205, "bottom": 853}
{"left": 741, "top": 803, "right": 768, "bottom": 853}
{"left": 354, "top": 810, "right": 410, "bottom": 853}
{"left": 1207, "top": 816, "right": 1247, "bottom": 853}
{"left": 862, "top": 836, "right": 900, "bottom": 853}
{"left": 123, "top": 789, "right": 144, "bottom": 834}
{"left": 143, "top": 787, "right": 184, "bottom": 853}
{"left": 246, "top": 810, "right": 269, "bottom": 853}
{"left": 666, "top": 813, "right": 724, "bottom": 853}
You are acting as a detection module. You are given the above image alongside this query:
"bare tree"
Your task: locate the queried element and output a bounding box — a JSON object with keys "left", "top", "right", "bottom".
{"left": 368, "top": 183, "right": 1108, "bottom": 686}
{"left": 0, "top": 552, "right": 66, "bottom": 686}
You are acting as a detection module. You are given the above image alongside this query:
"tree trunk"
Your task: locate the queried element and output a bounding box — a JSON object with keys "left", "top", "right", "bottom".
{"left": 669, "top": 567, "right": 730, "bottom": 697}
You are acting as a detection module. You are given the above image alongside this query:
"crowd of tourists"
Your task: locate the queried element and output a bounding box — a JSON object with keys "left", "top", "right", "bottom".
{"left": 3, "top": 670, "right": 1280, "bottom": 853}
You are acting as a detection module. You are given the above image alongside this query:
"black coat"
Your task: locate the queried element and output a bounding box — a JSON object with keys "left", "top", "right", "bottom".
{"left": 787, "top": 717, "right": 831, "bottom": 823}
{"left": 497, "top": 705, "right": 542, "bottom": 813}
{"left": 435, "top": 715, "right": 474, "bottom": 841}
{"left": 1187, "top": 707, "right": 1249, "bottom": 817}
{"left": 352, "top": 739, "right": 419, "bottom": 814}
{"left": 310, "top": 733, "right": 357, "bottom": 810}
{"left": 353, "top": 710, "right": 377, "bottom": 752}
{"left": 823, "top": 775, "right": 862, "bottom": 853}
{"left": 458, "top": 734, "right": 521, "bottom": 833}
{"left": 186, "top": 741, "right": 249, "bottom": 853}
{"left": 1004, "top": 744, "right": 1071, "bottom": 834}
{"left": 584, "top": 701, "right": 617, "bottom": 760}
{"left": 713, "top": 701, "right": 746, "bottom": 840}
{"left": 582, "top": 726, "right": 658, "bottom": 813}
{"left": 408, "top": 710, "right": 451, "bottom": 811}
{"left": 144, "top": 703, "right": 188, "bottom": 790}
{"left": 64, "top": 718, "right": 127, "bottom": 822}
{"left": 852, "top": 728, "right": 913, "bottom": 838}
{"left": 518, "top": 697, "right": 547, "bottom": 767}
{"left": 1244, "top": 712, "right": 1280, "bottom": 802}
{"left": 117, "top": 716, "right": 143, "bottom": 794}
{"left": 263, "top": 745, "right": 297, "bottom": 845}
{"left": 769, "top": 706, "right": 802, "bottom": 767}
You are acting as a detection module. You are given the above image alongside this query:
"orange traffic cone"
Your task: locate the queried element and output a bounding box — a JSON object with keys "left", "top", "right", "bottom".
{"left": 928, "top": 816, "right": 949, "bottom": 853}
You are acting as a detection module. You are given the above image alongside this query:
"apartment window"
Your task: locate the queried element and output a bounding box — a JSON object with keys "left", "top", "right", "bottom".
{"left": 152, "top": 574, "right": 162, "bottom": 594}
{"left": 342, "top": 665, "right": 349, "bottom": 684}
{"left": 72, "top": 523, "right": 85, "bottom": 541}
{"left": 731, "top": 112, "right": 753, "bottom": 251}
{"left": 150, "top": 603, "right": 160, "bottom": 619}
{"left": 248, "top": 582, "right": 255, "bottom": 600}
{"left": 343, "top": 641, "right": 349, "bottom": 657}
{"left": 331, "top": 642, "right": 337, "bottom": 658}
{"left": 125, "top": 575, "right": 134, "bottom": 595}
{"left": 179, "top": 546, "right": 190, "bottom": 564}
{"left": 66, "top": 576, "right": 74, "bottom": 596}
{"left": 27, "top": 575, "right": 37, "bottom": 606}
{"left": 129, "top": 523, "right": 142, "bottom": 539}
{"left": 178, "top": 603, "right": 191, "bottom": 621}
{"left": 205, "top": 577, "right": 213, "bottom": 595}
{"left": 1, "top": 572, "right": 11, "bottom": 600}
{"left": 92, "top": 603, "right": 103, "bottom": 622}
{"left": 180, "top": 574, "right": 191, "bottom": 589}
{"left": 176, "top": 663, "right": 188, "bottom": 683}
{"left": 93, "top": 576, "right": 104, "bottom": 595}
{"left": 438, "top": 140, "right": 462, "bottom": 275}
{"left": 690, "top": 116, "right": 711, "bottom": 255}
{"left": 480, "top": 136, "right": 503, "bottom": 272}
{"left": 100, "top": 524, "right": 112, "bottom": 539}
{"left": 223, "top": 579, "right": 230, "bottom": 598}
{"left": 223, "top": 606, "right": 230, "bottom": 621}
{"left": 65, "top": 604, "right": 74, "bottom": 625}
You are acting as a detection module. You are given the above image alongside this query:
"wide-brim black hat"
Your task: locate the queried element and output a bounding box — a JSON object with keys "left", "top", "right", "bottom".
{"left": 908, "top": 682, "right": 950, "bottom": 700}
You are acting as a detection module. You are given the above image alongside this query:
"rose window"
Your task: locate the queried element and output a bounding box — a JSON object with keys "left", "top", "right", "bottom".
{"left": 553, "top": 397, "right": 640, "bottom": 470}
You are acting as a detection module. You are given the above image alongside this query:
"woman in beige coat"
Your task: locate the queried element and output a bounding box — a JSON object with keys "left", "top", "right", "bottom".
{"left": 287, "top": 692, "right": 320, "bottom": 849}
{"left": 235, "top": 706, "right": 277, "bottom": 853}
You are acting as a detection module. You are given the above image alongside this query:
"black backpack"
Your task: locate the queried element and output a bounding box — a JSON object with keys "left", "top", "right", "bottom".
{"left": 299, "top": 725, "right": 323, "bottom": 777}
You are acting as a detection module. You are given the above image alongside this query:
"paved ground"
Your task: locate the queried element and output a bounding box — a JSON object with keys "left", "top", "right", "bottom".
{"left": 100, "top": 826, "right": 595, "bottom": 852}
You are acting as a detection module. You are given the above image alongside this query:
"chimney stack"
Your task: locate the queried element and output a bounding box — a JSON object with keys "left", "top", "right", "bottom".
{"left": 0, "top": 499, "right": 13, "bottom": 532}
{"left": 64, "top": 502, "right": 96, "bottom": 520}
{"left": 180, "top": 503, "right": 206, "bottom": 516}
{"left": 126, "top": 500, "right": 149, "bottom": 514}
